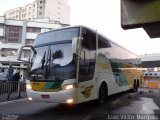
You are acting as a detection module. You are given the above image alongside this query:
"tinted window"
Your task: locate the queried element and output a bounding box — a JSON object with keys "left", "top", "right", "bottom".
{"left": 79, "top": 29, "right": 96, "bottom": 82}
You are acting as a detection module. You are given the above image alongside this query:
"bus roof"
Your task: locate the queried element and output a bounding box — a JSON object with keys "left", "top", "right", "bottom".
{"left": 35, "top": 25, "right": 139, "bottom": 58}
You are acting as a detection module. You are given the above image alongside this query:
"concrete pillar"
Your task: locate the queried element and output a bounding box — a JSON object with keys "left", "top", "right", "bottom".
{"left": 22, "top": 20, "right": 27, "bottom": 45}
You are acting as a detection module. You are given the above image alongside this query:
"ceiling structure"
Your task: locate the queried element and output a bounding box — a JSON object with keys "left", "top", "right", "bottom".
{"left": 121, "top": 0, "right": 160, "bottom": 38}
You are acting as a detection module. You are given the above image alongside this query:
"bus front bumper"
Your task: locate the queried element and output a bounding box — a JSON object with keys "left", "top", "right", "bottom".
{"left": 27, "top": 89, "right": 77, "bottom": 104}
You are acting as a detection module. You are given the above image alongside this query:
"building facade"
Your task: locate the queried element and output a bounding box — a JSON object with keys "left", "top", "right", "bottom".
{"left": 0, "top": 16, "right": 65, "bottom": 79}
{"left": 4, "top": 0, "right": 70, "bottom": 24}
{"left": 141, "top": 53, "right": 160, "bottom": 88}
{"left": 143, "top": 71, "right": 160, "bottom": 88}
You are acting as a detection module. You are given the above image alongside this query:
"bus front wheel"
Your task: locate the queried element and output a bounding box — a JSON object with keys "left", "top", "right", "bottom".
{"left": 98, "top": 83, "right": 107, "bottom": 104}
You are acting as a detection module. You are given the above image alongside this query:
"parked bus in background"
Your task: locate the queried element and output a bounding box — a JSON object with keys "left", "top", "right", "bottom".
{"left": 17, "top": 26, "right": 142, "bottom": 104}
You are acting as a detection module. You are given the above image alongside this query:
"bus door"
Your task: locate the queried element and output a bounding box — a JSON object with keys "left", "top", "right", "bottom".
{"left": 77, "top": 29, "right": 97, "bottom": 103}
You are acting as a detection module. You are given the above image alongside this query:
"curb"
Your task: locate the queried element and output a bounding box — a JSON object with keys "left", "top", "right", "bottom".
{"left": 0, "top": 98, "right": 28, "bottom": 106}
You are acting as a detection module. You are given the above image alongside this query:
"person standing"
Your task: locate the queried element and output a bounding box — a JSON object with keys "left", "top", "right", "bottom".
{"left": 14, "top": 70, "right": 22, "bottom": 99}
{"left": 0, "top": 68, "right": 7, "bottom": 81}
{"left": 7, "top": 65, "right": 15, "bottom": 100}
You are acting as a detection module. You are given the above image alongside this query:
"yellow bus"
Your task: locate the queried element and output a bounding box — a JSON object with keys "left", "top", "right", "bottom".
{"left": 17, "top": 26, "right": 142, "bottom": 104}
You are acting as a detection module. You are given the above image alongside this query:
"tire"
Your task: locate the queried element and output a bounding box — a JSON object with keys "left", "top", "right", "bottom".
{"left": 98, "top": 83, "right": 107, "bottom": 104}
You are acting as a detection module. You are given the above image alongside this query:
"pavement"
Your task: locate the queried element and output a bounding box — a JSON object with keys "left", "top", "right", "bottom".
{"left": 0, "top": 91, "right": 27, "bottom": 103}
{"left": 0, "top": 87, "right": 160, "bottom": 120}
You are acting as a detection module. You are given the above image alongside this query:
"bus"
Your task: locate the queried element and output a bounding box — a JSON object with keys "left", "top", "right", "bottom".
{"left": 17, "top": 26, "right": 142, "bottom": 104}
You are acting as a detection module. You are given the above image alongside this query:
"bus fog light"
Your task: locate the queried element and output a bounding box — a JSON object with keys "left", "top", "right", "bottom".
{"left": 66, "top": 99, "right": 74, "bottom": 103}
{"left": 28, "top": 97, "right": 33, "bottom": 100}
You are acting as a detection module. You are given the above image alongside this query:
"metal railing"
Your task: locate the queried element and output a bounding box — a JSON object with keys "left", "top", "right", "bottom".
{"left": 0, "top": 81, "right": 27, "bottom": 102}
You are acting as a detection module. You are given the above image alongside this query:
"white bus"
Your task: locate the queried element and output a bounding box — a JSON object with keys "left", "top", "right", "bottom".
{"left": 17, "top": 26, "right": 142, "bottom": 104}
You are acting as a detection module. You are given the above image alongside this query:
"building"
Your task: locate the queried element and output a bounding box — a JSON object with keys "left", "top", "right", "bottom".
{"left": 140, "top": 53, "right": 160, "bottom": 88}
{"left": 140, "top": 53, "right": 160, "bottom": 70}
{"left": 4, "top": 0, "right": 70, "bottom": 24}
{"left": 0, "top": 16, "right": 66, "bottom": 79}
{"left": 143, "top": 71, "right": 160, "bottom": 88}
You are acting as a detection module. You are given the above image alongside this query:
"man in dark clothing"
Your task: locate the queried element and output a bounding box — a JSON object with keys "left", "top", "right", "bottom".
{"left": 14, "top": 71, "right": 21, "bottom": 81}
{"left": 14, "top": 70, "right": 22, "bottom": 99}
{"left": 7, "top": 65, "right": 15, "bottom": 100}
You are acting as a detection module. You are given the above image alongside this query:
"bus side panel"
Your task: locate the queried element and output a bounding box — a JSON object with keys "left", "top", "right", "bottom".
{"left": 95, "top": 54, "right": 119, "bottom": 96}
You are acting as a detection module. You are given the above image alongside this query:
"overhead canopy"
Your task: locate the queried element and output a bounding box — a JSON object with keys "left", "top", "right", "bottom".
{"left": 121, "top": 0, "right": 160, "bottom": 38}
{"left": 142, "top": 61, "right": 160, "bottom": 68}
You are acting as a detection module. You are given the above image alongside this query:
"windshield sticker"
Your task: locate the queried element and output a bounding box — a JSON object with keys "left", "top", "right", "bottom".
{"left": 31, "top": 81, "right": 63, "bottom": 92}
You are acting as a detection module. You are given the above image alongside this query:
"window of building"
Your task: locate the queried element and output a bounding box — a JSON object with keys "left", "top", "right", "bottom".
{"left": 26, "top": 39, "right": 34, "bottom": 45}
{"left": 28, "top": 12, "right": 31, "bottom": 16}
{"left": 0, "top": 24, "right": 4, "bottom": 28}
{"left": 5, "top": 26, "right": 22, "bottom": 43}
{"left": 11, "top": 11, "right": 15, "bottom": 14}
{"left": 28, "top": 18, "right": 31, "bottom": 21}
{"left": 0, "top": 37, "right": 3, "bottom": 42}
{"left": 40, "top": 6, "right": 43, "bottom": 9}
{"left": 1, "top": 48, "right": 18, "bottom": 57}
{"left": 22, "top": 14, "right": 26, "bottom": 18}
{"left": 27, "top": 27, "right": 41, "bottom": 33}
{"left": 40, "top": 1, "right": 43, "bottom": 4}
{"left": 39, "top": 12, "right": 42, "bottom": 15}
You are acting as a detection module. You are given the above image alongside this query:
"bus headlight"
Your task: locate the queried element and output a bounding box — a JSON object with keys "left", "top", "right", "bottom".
{"left": 61, "top": 83, "right": 77, "bottom": 90}
{"left": 66, "top": 99, "right": 74, "bottom": 104}
{"left": 26, "top": 84, "right": 32, "bottom": 90}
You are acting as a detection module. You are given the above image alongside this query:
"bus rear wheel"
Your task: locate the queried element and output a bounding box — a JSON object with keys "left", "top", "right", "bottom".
{"left": 98, "top": 83, "right": 107, "bottom": 104}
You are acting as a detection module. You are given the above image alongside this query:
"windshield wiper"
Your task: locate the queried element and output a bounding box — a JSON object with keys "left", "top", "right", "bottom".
{"left": 40, "top": 51, "right": 46, "bottom": 69}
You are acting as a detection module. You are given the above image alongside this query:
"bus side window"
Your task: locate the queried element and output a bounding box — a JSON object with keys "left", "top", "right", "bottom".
{"left": 79, "top": 30, "right": 96, "bottom": 82}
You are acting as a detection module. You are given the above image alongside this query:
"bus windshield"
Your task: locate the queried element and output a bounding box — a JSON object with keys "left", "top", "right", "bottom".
{"left": 29, "top": 43, "right": 76, "bottom": 81}
{"left": 27, "top": 27, "right": 79, "bottom": 81}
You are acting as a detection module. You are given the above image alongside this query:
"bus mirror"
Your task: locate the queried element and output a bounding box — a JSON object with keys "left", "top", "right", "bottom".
{"left": 72, "top": 37, "right": 83, "bottom": 55}
{"left": 17, "top": 45, "right": 33, "bottom": 62}
{"left": 72, "top": 37, "right": 78, "bottom": 54}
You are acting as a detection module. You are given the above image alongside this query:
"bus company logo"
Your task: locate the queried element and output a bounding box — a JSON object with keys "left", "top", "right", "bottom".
{"left": 32, "top": 82, "right": 40, "bottom": 85}
{"left": 99, "top": 63, "right": 108, "bottom": 69}
{"left": 81, "top": 85, "right": 93, "bottom": 98}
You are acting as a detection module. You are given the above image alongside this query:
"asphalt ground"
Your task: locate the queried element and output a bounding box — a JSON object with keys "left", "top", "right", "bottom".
{"left": 0, "top": 88, "right": 160, "bottom": 120}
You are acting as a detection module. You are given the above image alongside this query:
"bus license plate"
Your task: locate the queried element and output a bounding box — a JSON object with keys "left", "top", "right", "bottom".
{"left": 41, "top": 95, "right": 50, "bottom": 99}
